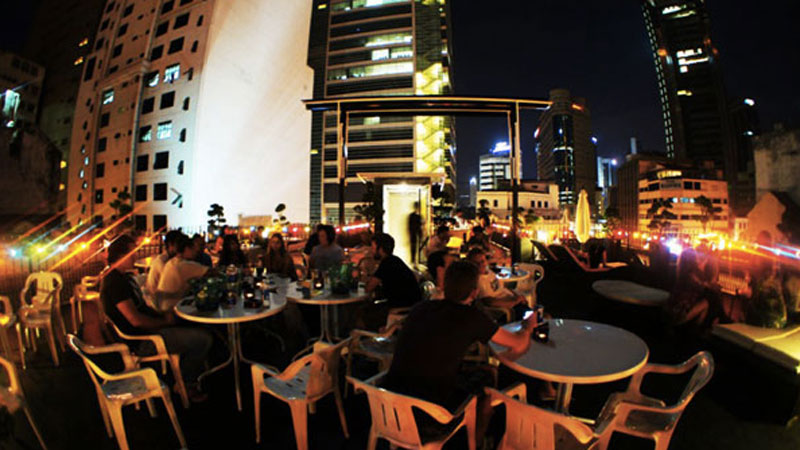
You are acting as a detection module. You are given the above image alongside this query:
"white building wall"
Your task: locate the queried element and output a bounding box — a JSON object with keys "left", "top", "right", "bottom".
{"left": 187, "top": 0, "right": 313, "bottom": 227}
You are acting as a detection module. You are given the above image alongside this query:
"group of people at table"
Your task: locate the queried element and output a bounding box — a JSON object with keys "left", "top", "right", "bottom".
{"left": 98, "top": 224, "right": 539, "bottom": 446}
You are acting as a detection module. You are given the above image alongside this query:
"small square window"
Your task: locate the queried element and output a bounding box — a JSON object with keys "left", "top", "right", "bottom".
{"left": 164, "top": 63, "right": 180, "bottom": 82}
{"left": 190, "top": 40, "right": 198, "bottom": 53}
{"left": 180, "top": 0, "right": 193, "bottom": 5}
{"left": 139, "top": 125, "right": 152, "bottom": 142}
{"left": 168, "top": 37, "right": 184, "bottom": 54}
{"left": 112, "top": 44, "right": 123, "bottom": 57}
{"left": 135, "top": 184, "right": 147, "bottom": 201}
{"left": 153, "top": 151, "right": 169, "bottom": 169}
{"left": 153, "top": 214, "right": 167, "bottom": 230}
{"left": 95, "top": 163, "right": 105, "bottom": 178}
{"left": 160, "top": 91, "right": 175, "bottom": 109}
{"left": 182, "top": 97, "right": 190, "bottom": 110}
{"left": 100, "top": 19, "right": 110, "bottom": 30}
{"left": 136, "top": 154, "right": 149, "bottom": 172}
{"left": 150, "top": 45, "right": 163, "bottom": 61}
{"left": 153, "top": 183, "right": 168, "bottom": 201}
{"left": 123, "top": 4, "right": 133, "bottom": 17}
{"left": 174, "top": 13, "right": 189, "bottom": 29}
{"left": 97, "top": 137, "right": 107, "bottom": 152}
{"left": 117, "top": 24, "right": 128, "bottom": 37}
{"left": 196, "top": 15, "right": 203, "bottom": 26}
{"left": 106, "top": 2, "right": 115, "bottom": 13}
{"left": 95, "top": 189, "right": 104, "bottom": 204}
{"left": 155, "top": 21, "right": 169, "bottom": 37}
{"left": 177, "top": 160, "right": 184, "bottom": 175}
{"left": 100, "top": 113, "right": 110, "bottom": 127}
{"left": 134, "top": 215, "right": 147, "bottom": 231}
{"left": 145, "top": 71, "right": 159, "bottom": 87}
{"left": 95, "top": 37, "right": 105, "bottom": 51}
{"left": 102, "top": 89, "right": 114, "bottom": 105}
{"left": 179, "top": 128, "right": 187, "bottom": 142}
{"left": 161, "top": 0, "right": 175, "bottom": 14}
{"left": 141, "top": 97, "right": 154, "bottom": 114}
{"left": 157, "top": 121, "right": 172, "bottom": 140}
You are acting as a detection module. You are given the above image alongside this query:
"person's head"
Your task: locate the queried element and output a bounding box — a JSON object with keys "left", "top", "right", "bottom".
{"left": 107, "top": 234, "right": 136, "bottom": 270}
{"left": 436, "top": 225, "right": 449, "bottom": 240}
{"left": 269, "top": 233, "right": 286, "bottom": 254}
{"left": 222, "top": 234, "right": 240, "bottom": 253}
{"left": 164, "top": 230, "right": 183, "bottom": 257}
{"left": 466, "top": 247, "right": 488, "bottom": 273}
{"left": 176, "top": 234, "right": 197, "bottom": 259}
{"left": 677, "top": 248, "right": 699, "bottom": 281}
{"left": 371, "top": 233, "right": 395, "bottom": 259}
{"left": 318, "top": 225, "right": 335, "bottom": 246}
{"left": 444, "top": 260, "right": 480, "bottom": 304}
{"left": 427, "top": 250, "right": 454, "bottom": 287}
{"left": 472, "top": 225, "right": 484, "bottom": 237}
{"left": 191, "top": 234, "right": 205, "bottom": 254}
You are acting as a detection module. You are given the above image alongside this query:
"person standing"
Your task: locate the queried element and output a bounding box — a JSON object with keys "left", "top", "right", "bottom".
{"left": 408, "top": 203, "right": 422, "bottom": 264}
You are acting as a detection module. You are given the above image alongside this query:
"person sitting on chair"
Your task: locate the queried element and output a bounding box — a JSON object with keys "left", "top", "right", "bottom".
{"left": 385, "top": 260, "right": 535, "bottom": 447}
{"left": 144, "top": 230, "right": 183, "bottom": 306}
{"left": 360, "top": 233, "right": 421, "bottom": 329}
{"left": 467, "top": 248, "right": 526, "bottom": 313}
{"left": 101, "top": 235, "right": 213, "bottom": 402}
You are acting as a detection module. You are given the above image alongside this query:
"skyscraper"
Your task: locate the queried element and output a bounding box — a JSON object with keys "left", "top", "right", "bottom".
{"left": 535, "top": 88, "right": 596, "bottom": 209}
{"left": 641, "top": 1, "right": 731, "bottom": 169}
{"left": 306, "top": 0, "right": 455, "bottom": 223}
{"left": 728, "top": 97, "right": 760, "bottom": 216}
{"left": 597, "top": 156, "right": 618, "bottom": 211}
{"left": 478, "top": 141, "right": 511, "bottom": 191}
{"left": 66, "top": 0, "right": 313, "bottom": 230}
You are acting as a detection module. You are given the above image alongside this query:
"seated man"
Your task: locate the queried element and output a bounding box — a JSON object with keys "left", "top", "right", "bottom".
{"left": 362, "top": 233, "right": 422, "bottom": 328}
{"left": 425, "top": 249, "right": 455, "bottom": 300}
{"left": 101, "top": 235, "right": 213, "bottom": 402}
{"left": 192, "top": 234, "right": 213, "bottom": 267}
{"left": 466, "top": 225, "right": 490, "bottom": 252}
{"left": 425, "top": 225, "right": 450, "bottom": 257}
{"left": 144, "top": 230, "right": 183, "bottom": 307}
{"left": 157, "top": 234, "right": 211, "bottom": 310}
{"left": 467, "top": 248, "right": 526, "bottom": 313}
{"left": 385, "top": 261, "right": 535, "bottom": 446}
{"left": 309, "top": 225, "right": 344, "bottom": 272}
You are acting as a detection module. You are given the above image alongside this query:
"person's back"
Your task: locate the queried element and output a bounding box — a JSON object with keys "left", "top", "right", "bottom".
{"left": 145, "top": 252, "right": 170, "bottom": 297}
{"left": 374, "top": 254, "right": 421, "bottom": 308}
{"left": 159, "top": 256, "right": 208, "bottom": 298}
{"left": 102, "top": 268, "right": 161, "bottom": 335}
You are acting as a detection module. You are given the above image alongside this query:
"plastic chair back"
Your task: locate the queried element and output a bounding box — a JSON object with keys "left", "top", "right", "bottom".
{"left": 486, "top": 386, "right": 594, "bottom": 449}
{"left": 21, "top": 272, "right": 62, "bottom": 309}
{"left": 304, "top": 339, "right": 348, "bottom": 401}
{"left": 67, "top": 334, "right": 133, "bottom": 391}
{"left": 677, "top": 351, "right": 714, "bottom": 410}
{"left": 531, "top": 241, "right": 558, "bottom": 262}
{"left": 516, "top": 264, "right": 544, "bottom": 306}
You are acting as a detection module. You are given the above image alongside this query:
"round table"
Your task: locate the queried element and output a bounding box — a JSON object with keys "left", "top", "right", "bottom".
{"left": 175, "top": 287, "right": 286, "bottom": 411}
{"left": 490, "top": 319, "right": 649, "bottom": 413}
{"left": 494, "top": 266, "right": 530, "bottom": 288}
{"left": 286, "top": 282, "right": 368, "bottom": 350}
{"left": 592, "top": 280, "right": 670, "bottom": 307}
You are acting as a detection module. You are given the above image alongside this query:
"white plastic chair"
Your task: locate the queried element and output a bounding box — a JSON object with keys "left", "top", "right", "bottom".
{"left": 594, "top": 351, "right": 714, "bottom": 450}
{"left": 516, "top": 263, "right": 544, "bottom": 307}
{"left": 68, "top": 334, "right": 186, "bottom": 450}
{"left": 70, "top": 275, "right": 102, "bottom": 333}
{"left": 17, "top": 272, "right": 66, "bottom": 368}
{"left": 486, "top": 383, "right": 610, "bottom": 449}
{"left": 0, "top": 356, "right": 47, "bottom": 449}
{"left": 0, "top": 296, "right": 17, "bottom": 359}
{"left": 251, "top": 339, "right": 350, "bottom": 449}
{"left": 348, "top": 372, "right": 477, "bottom": 450}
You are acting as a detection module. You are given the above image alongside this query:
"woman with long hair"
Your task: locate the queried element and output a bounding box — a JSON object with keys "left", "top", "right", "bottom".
{"left": 217, "top": 234, "right": 247, "bottom": 267}
{"left": 263, "top": 233, "right": 297, "bottom": 281}
{"left": 667, "top": 248, "right": 722, "bottom": 330}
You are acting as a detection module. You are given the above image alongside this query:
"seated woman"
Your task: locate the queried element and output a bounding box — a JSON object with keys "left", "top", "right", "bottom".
{"left": 217, "top": 234, "right": 247, "bottom": 268}
{"left": 666, "top": 248, "right": 723, "bottom": 330}
{"left": 263, "top": 233, "right": 298, "bottom": 281}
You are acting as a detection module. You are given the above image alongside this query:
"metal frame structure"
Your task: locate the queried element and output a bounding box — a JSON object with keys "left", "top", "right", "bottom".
{"left": 303, "top": 95, "right": 551, "bottom": 262}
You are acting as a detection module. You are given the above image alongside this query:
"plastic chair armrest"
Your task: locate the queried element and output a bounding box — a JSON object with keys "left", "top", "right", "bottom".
{"left": 104, "top": 367, "right": 162, "bottom": 391}
{"left": 628, "top": 361, "right": 697, "bottom": 393}
{"left": 251, "top": 362, "right": 282, "bottom": 381}
{"left": 115, "top": 330, "right": 169, "bottom": 356}
{"left": 502, "top": 383, "right": 527, "bottom": 403}
{"left": 278, "top": 356, "right": 314, "bottom": 380}
{"left": 81, "top": 342, "right": 138, "bottom": 371}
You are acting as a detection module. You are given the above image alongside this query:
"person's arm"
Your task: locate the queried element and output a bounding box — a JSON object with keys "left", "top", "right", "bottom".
{"left": 116, "top": 299, "right": 172, "bottom": 330}
{"left": 365, "top": 275, "right": 381, "bottom": 294}
{"left": 490, "top": 318, "right": 535, "bottom": 353}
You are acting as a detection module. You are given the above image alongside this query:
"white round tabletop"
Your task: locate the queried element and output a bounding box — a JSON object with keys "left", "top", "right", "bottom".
{"left": 490, "top": 319, "right": 649, "bottom": 384}
{"left": 495, "top": 267, "right": 529, "bottom": 284}
{"left": 285, "top": 282, "right": 369, "bottom": 306}
{"left": 592, "top": 280, "right": 670, "bottom": 307}
{"left": 174, "top": 290, "right": 287, "bottom": 325}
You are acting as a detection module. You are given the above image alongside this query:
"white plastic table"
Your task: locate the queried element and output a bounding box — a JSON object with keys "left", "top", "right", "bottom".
{"left": 494, "top": 266, "right": 530, "bottom": 288}
{"left": 592, "top": 280, "right": 670, "bottom": 307}
{"left": 174, "top": 287, "right": 286, "bottom": 411}
{"left": 490, "top": 319, "right": 649, "bottom": 413}
{"left": 286, "top": 282, "right": 368, "bottom": 350}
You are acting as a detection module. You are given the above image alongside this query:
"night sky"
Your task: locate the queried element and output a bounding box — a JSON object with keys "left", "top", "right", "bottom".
{"left": 3, "top": 1, "right": 799, "bottom": 199}
{"left": 450, "top": 0, "right": 800, "bottom": 195}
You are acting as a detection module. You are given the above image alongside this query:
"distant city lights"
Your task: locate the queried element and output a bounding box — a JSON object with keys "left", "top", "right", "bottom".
{"left": 744, "top": 98, "right": 755, "bottom": 106}
{"left": 491, "top": 141, "right": 511, "bottom": 155}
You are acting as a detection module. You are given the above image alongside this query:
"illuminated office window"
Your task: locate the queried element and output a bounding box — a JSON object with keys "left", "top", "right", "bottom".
{"left": 145, "top": 71, "right": 159, "bottom": 87}
{"left": 102, "top": 89, "right": 114, "bottom": 105}
{"left": 164, "top": 64, "right": 180, "bottom": 82}
{"left": 157, "top": 121, "right": 172, "bottom": 140}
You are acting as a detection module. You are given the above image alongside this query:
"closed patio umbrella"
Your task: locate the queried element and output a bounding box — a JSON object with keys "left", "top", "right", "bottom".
{"left": 575, "top": 189, "right": 591, "bottom": 243}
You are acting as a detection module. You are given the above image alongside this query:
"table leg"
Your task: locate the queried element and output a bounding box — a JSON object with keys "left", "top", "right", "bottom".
{"left": 197, "top": 330, "right": 234, "bottom": 386}
{"left": 555, "top": 382, "right": 573, "bottom": 414}
{"left": 230, "top": 323, "right": 243, "bottom": 411}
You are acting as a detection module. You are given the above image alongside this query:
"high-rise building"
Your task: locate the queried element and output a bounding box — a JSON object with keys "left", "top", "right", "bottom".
{"left": 642, "top": 1, "right": 730, "bottom": 164}
{"left": 66, "top": 0, "right": 313, "bottom": 231}
{"left": 479, "top": 141, "right": 511, "bottom": 191}
{"left": 642, "top": 1, "right": 731, "bottom": 170}
{"left": 753, "top": 125, "right": 800, "bottom": 207}
{"left": 0, "top": 51, "right": 44, "bottom": 128}
{"left": 307, "top": 0, "right": 455, "bottom": 223}
{"left": 535, "top": 88, "right": 596, "bottom": 209}
{"left": 597, "top": 156, "right": 618, "bottom": 211}
{"left": 617, "top": 152, "right": 670, "bottom": 231}
{"left": 728, "top": 97, "right": 760, "bottom": 216}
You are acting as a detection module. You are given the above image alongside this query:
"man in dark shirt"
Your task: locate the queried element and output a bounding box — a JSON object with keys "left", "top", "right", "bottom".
{"left": 385, "top": 260, "right": 535, "bottom": 445}
{"left": 101, "top": 234, "right": 213, "bottom": 402}
{"left": 366, "top": 233, "right": 421, "bottom": 309}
